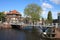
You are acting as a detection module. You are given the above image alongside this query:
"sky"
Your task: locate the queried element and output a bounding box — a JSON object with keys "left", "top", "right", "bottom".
{"left": 0, "top": 0, "right": 60, "bottom": 19}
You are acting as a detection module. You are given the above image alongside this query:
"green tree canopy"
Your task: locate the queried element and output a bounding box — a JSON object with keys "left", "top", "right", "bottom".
{"left": 0, "top": 12, "right": 5, "bottom": 21}
{"left": 24, "top": 3, "right": 42, "bottom": 23}
{"left": 47, "top": 11, "right": 53, "bottom": 24}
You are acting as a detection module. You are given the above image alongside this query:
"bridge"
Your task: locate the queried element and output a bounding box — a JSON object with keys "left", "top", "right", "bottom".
{"left": 10, "top": 22, "right": 54, "bottom": 29}
{"left": 9, "top": 22, "right": 56, "bottom": 38}
{"left": 9, "top": 22, "right": 23, "bottom": 29}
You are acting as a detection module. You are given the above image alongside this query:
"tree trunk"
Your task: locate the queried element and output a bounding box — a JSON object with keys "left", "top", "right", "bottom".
{"left": 33, "top": 21, "right": 34, "bottom": 29}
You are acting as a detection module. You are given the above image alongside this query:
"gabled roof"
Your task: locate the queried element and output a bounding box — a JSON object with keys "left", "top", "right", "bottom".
{"left": 6, "top": 10, "right": 21, "bottom": 16}
{"left": 10, "top": 10, "right": 18, "bottom": 14}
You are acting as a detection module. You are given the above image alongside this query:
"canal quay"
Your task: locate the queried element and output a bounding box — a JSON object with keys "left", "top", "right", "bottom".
{"left": 0, "top": 0, "right": 60, "bottom": 40}
{"left": 0, "top": 22, "right": 58, "bottom": 40}
{"left": 0, "top": 10, "right": 59, "bottom": 40}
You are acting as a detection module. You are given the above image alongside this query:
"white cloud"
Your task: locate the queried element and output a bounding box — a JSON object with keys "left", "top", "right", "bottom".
{"left": 42, "top": 3, "right": 53, "bottom": 8}
{"left": 52, "top": 11, "right": 58, "bottom": 19}
{"left": 42, "top": 11, "right": 46, "bottom": 14}
{"left": 42, "top": 10, "right": 48, "bottom": 19}
{"left": 41, "top": 3, "right": 53, "bottom": 18}
{"left": 42, "top": 11, "right": 58, "bottom": 19}
{"left": 50, "top": 0, "right": 60, "bottom": 4}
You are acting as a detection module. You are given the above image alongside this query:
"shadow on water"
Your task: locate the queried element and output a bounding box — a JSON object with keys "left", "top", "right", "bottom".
{"left": 11, "top": 25, "right": 22, "bottom": 30}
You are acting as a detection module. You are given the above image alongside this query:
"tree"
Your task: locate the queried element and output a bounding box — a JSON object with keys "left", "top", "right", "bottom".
{"left": 42, "top": 17, "right": 45, "bottom": 25}
{"left": 24, "top": 17, "right": 30, "bottom": 24}
{"left": 0, "top": 12, "right": 5, "bottom": 22}
{"left": 47, "top": 11, "right": 53, "bottom": 24}
{"left": 24, "top": 3, "right": 42, "bottom": 24}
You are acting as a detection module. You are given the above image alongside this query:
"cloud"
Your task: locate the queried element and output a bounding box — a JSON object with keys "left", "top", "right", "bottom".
{"left": 42, "top": 10, "right": 46, "bottom": 14}
{"left": 41, "top": 3, "right": 53, "bottom": 18}
{"left": 50, "top": 0, "right": 60, "bottom": 4}
{"left": 42, "top": 10, "right": 48, "bottom": 18}
{"left": 42, "top": 3, "right": 53, "bottom": 9}
{"left": 52, "top": 11, "right": 58, "bottom": 19}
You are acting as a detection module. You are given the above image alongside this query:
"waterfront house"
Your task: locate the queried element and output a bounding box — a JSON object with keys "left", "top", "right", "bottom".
{"left": 5, "top": 10, "right": 21, "bottom": 24}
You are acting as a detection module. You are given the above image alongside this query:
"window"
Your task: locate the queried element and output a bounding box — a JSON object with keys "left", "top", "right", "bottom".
{"left": 10, "top": 18, "right": 19, "bottom": 24}
{"left": 13, "top": 15, "right": 16, "bottom": 17}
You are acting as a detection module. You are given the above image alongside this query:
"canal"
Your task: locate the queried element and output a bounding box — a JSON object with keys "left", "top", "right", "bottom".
{"left": 0, "top": 29, "right": 40, "bottom": 40}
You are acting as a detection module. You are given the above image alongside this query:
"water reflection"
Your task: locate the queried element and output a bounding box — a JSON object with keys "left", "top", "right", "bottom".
{"left": 0, "top": 28, "right": 54, "bottom": 40}
{"left": 0, "top": 29, "right": 40, "bottom": 40}
{"left": 0, "top": 29, "right": 26, "bottom": 40}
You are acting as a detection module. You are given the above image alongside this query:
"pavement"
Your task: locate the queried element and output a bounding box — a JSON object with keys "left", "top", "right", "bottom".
{"left": 55, "top": 28, "right": 60, "bottom": 38}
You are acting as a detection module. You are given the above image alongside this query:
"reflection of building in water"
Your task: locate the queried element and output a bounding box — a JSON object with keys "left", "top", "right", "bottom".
{"left": 5, "top": 10, "right": 21, "bottom": 23}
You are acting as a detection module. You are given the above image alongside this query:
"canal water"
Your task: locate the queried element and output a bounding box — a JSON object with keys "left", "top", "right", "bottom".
{"left": 0, "top": 29, "right": 40, "bottom": 40}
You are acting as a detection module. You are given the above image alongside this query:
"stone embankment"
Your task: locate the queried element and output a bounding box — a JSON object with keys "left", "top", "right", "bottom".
{"left": 0, "top": 23, "right": 12, "bottom": 29}
{"left": 55, "top": 28, "right": 60, "bottom": 38}
{"left": 0, "top": 23, "right": 27, "bottom": 29}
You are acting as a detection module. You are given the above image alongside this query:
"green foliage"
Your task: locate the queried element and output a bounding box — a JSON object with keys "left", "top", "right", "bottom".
{"left": 0, "top": 12, "right": 5, "bottom": 21}
{"left": 24, "top": 17, "right": 30, "bottom": 23}
{"left": 47, "top": 11, "right": 53, "bottom": 24}
{"left": 24, "top": 3, "right": 42, "bottom": 22}
{"left": 31, "top": 13, "right": 40, "bottom": 22}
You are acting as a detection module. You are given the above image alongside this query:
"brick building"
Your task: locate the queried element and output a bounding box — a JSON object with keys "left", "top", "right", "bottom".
{"left": 5, "top": 10, "right": 21, "bottom": 24}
